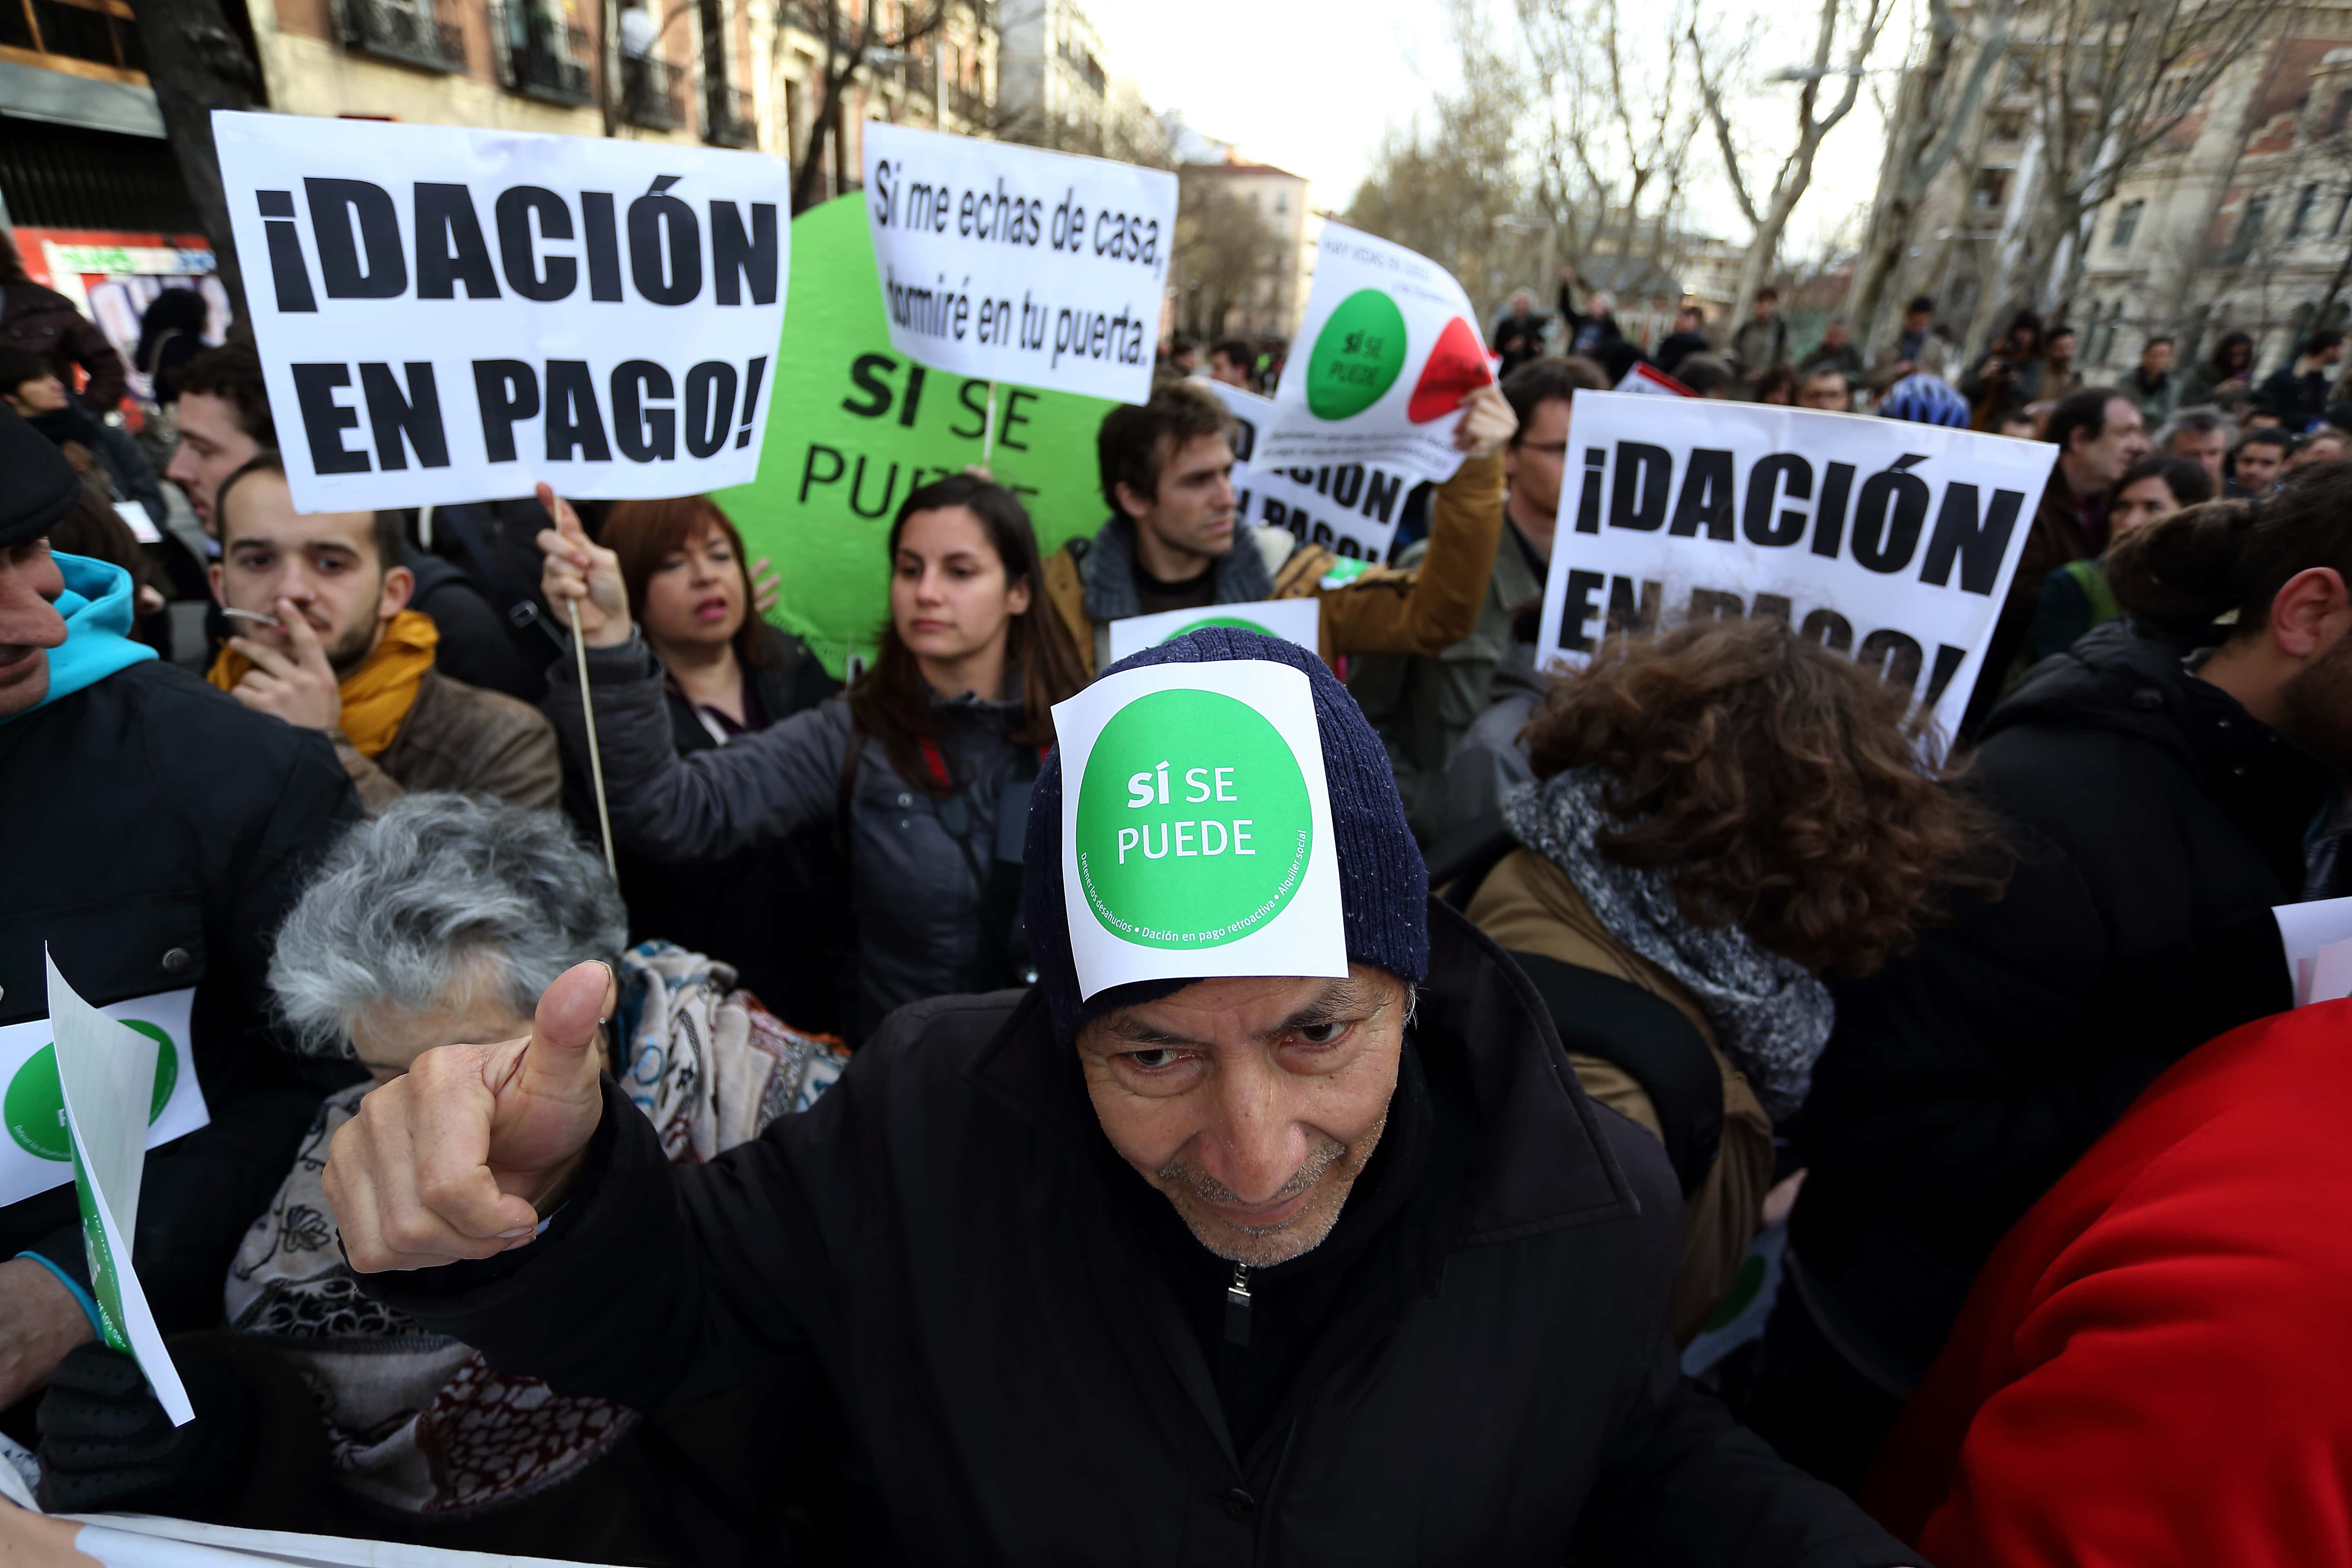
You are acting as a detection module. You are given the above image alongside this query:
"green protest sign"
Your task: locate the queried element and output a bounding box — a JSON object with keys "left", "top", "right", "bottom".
{"left": 715, "top": 194, "right": 1117, "bottom": 679}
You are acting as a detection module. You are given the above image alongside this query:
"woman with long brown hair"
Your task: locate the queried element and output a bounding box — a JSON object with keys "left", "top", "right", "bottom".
{"left": 1442, "top": 616, "right": 2007, "bottom": 1344}
{"left": 540, "top": 474, "right": 1086, "bottom": 1039}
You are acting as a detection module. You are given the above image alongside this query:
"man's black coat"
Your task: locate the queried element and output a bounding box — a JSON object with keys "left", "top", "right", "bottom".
{"left": 372, "top": 903, "right": 1909, "bottom": 1566}
{"left": 0, "top": 662, "right": 361, "bottom": 1337}
{"left": 1791, "top": 620, "right": 2330, "bottom": 1384}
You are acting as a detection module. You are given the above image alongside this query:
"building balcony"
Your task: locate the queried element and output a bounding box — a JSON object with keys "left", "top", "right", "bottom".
{"left": 620, "top": 54, "right": 684, "bottom": 129}
{"left": 341, "top": 0, "right": 466, "bottom": 73}
{"left": 510, "top": 18, "right": 590, "bottom": 105}
{"left": 704, "top": 81, "right": 754, "bottom": 147}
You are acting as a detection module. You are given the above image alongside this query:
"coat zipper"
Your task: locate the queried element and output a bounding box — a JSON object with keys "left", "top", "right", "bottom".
{"left": 1224, "top": 1262, "right": 1252, "bottom": 1347}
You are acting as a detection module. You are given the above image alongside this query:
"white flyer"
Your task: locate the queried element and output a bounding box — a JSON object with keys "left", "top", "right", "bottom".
{"left": 1, "top": 987, "right": 205, "bottom": 1208}
{"left": 1052, "top": 661, "right": 1347, "bottom": 999}
{"left": 214, "top": 111, "right": 790, "bottom": 510}
{"left": 1104, "top": 597, "right": 1321, "bottom": 665}
{"left": 1533, "top": 393, "right": 2058, "bottom": 744}
{"left": 862, "top": 122, "right": 1174, "bottom": 406}
{"left": 46, "top": 951, "right": 194, "bottom": 1425}
{"left": 1253, "top": 222, "right": 1494, "bottom": 481}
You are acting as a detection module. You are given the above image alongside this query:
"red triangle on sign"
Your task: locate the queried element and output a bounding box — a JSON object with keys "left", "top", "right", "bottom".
{"left": 1407, "top": 315, "right": 1496, "bottom": 423}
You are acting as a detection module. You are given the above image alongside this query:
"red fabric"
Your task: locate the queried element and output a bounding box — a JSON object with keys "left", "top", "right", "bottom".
{"left": 1864, "top": 1000, "right": 2352, "bottom": 1566}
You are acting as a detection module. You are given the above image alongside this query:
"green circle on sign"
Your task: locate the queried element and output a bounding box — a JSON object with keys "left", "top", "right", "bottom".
{"left": 1306, "top": 290, "right": 1409, "bottom": 421}
{"left": 1162, "top": 616, "right": 1276, "bottom": 643}
{"left": 4, "top": 1028, "right": 180, "bottom": 1162}
{"left": 1073, "top": 688, "right": 1314, "bottom": 949}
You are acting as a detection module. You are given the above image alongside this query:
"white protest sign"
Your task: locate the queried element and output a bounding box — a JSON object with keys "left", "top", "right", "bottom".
{"left": 1617, "top": 363, "right": 1695, "bottom": 397}
{"left": 1201, "top": 380, "right": 1415, "bottom": 564}
{"left": 1054, "top": 661, "right": 1347, "bottom": 999}
{"left": 862, "top": 123, "right": 1174, "bottom": 406}
{"left": 1254, "top": 222, "right": 1493, "bottom": 482}
{"left": 1, "top": 987, "right": 204, "bottom": 1209}
{"left": 213, "top": 111, "right": 790, "bottom": 511}
{"left": 1535, "top": 394, "right": 2056, "bottom": 742}
{"left": 1104, "top": 597, "right": 1321, "bottom": 664}
{"left": 46, "top": 952, "right": 194, "bottom": 1425}
{"left": 2276, "top": 895, "right": 2352, "bottom": 1004}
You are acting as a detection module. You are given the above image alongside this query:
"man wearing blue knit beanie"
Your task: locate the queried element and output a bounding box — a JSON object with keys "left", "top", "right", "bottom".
{"left": 331, "top": 628, "right": 1913, "bottom": 1565}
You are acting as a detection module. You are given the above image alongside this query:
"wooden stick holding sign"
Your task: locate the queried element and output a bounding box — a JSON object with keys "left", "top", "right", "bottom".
{"left": 538, "top": 483, "right": 617, "bottom": 882}
{"left": 981, "top": 381, "right": 1001, "bottom": 466}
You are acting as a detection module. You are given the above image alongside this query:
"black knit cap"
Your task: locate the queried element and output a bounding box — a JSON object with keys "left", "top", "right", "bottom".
{"left": 1022, "top": 626, "right": 1430, "bottom": 1044}
{"left": 0, "top": 405, "right": 79, "bottom": 548}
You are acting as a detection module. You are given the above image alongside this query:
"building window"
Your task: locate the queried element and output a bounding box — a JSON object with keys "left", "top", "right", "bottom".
{"left": 2335, "top": 187, "right": 2352, "bottom": 238}
{"left": 2111, "top": 199, "right": 2143, "bottom": 250}
{"left": 1274, "top": 190, "right": 1287, "bottom": 214}
{"left": 2224, "top": 194, "right": 2269, "bottom": 265}
{"left": 2291, "top": 182, "right": 2321, "bottom": 238}
{"left": 4, "top": 0, "right": 147, "bottom": 78}
{"left": 1971, "top": 168, "right": 2011, "bottom": 213}
{"left": 2331, "top": 89, "right": 2352, "bottom": 136}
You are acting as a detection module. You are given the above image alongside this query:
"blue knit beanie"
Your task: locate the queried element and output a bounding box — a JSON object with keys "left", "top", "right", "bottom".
{"left": 1022, "top": 627, "right": 1428, "bottom": 1044}
{"left": 1880, "top": 372, "right": 1972, "bottom": 429}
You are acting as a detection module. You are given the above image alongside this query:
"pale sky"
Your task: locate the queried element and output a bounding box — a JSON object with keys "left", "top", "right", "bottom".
{"left": 1086, "top": 0, "right": 1908, "bottom": 260}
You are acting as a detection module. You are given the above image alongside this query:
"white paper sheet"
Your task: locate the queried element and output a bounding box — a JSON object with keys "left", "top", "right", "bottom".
{"left": 45, "top": 953, "right": 194, "bottom": 1425}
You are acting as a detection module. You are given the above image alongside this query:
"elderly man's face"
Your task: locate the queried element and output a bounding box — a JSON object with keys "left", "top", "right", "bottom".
{"left": 1077, "top": 964, "right": 1408, "bottom": 1266}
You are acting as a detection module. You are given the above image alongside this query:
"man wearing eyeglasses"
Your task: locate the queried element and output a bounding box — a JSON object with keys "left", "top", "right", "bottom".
{"left": 1351, "top": 354, "right": 1608, "bottom": 840}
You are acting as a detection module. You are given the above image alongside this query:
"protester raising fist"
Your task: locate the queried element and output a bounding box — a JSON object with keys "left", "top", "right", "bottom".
{"left": 536, "top": 481, "right": 631, "bottom": 647}
{"left": 325, "top": 958, "right": 615, "bottom": 1270}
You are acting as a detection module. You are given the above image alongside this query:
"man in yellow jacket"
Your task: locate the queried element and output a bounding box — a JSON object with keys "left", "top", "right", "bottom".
{"left": 1043, "top": 381, "right": 1512, "bottom": 675}
{"left": 204, "top": 455, "right": 560, "bottom": 812}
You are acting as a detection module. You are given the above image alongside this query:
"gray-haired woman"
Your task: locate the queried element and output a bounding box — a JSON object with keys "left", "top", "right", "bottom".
{"left": 33, "top": 795, "right": 844, "bottom": 1549}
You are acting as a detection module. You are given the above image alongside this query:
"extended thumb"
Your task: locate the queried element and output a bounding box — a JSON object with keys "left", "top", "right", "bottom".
{"left": 522, "top": 960, "right": 614, "bottom": 1080}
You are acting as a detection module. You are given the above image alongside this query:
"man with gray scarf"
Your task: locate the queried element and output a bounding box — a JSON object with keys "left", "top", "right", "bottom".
{"left": 1039, "top": 381, "right": 1512, "bottom": 675}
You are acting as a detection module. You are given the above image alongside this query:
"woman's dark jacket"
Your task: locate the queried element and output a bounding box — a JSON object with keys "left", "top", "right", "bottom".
{"left": 1790, "top": 620, "right": 2331, "bottom": 1386}
{"left": 561, "top": 625, "right": 842, "bottom": 1029}
{"left": 544, "top": 634, "right": 1033, "bottom": 1036}
{"left": 369, "top": 904, "right": 1911, "bottom": 1566}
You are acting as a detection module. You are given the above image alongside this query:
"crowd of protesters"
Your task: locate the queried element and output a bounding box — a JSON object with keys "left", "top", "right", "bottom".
{"left": 4, "top": 226, "right": 2352, "bottom": 1568}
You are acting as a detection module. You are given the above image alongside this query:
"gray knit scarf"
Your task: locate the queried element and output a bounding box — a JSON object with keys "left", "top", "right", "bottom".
{"left": 1080, "top": 514, "right": 1276, "bottom": 624}
{"left": 1501, "top": 768, "right": 1833, "bottom": 1121}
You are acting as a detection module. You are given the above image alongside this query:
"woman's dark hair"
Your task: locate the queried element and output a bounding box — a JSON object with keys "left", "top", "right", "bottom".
{"left": 1752, "top": 363, "right": 1801, "bottom": 404}
{"left": 1521, "top": 617, "right": 2009, "bottom": 975}
{"left": 0, "top": 230, "right": 25, "bottom": 287}
{"left": 601, "top": 495, "right": 773, "bottom": 670}
{"left": 2209, "top": 330, "right": 2255, "bottom": 375}
{"left": 2110, "top": 454, "right": 2214, "bottom": 512}
{"left": 2000, "top": 308, "right": 2043, "bottom": 353}
{"left": 2108, "top": 461, "right": 2352, "bottom": 637}
{"left": 849, "top": 474, "right": 1086, "bottom": 797}
{"left": 134, "top": 287, "right": 208, "bottom": 373}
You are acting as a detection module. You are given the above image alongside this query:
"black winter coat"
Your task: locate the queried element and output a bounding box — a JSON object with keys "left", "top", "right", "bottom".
{"left": 0, "top": 663, "right": 363, "bottom": 1338}
{"left": 1790, "top": 621, "right": 2332, "bottom": 1384}
{"left": 372, "top": 903, "right": 1911, "bottom": 1566}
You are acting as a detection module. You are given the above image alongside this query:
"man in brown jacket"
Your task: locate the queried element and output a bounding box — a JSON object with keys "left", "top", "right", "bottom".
{"left": 1042, "top": 380, "right": 1511, "bottom": 675}
{"left": 204, "top": 456, "right": 561, "bottom": 811}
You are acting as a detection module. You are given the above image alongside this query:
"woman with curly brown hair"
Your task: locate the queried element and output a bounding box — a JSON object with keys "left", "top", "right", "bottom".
{"left": 1446, "top": 615, "right": 2006, "bottom": 1343}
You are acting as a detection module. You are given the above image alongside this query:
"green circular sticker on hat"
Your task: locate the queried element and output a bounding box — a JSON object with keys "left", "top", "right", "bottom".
{"left": 1307, "top": 290, "right": 1408, "bottom": 421}
{"left": 4, "top": 1024, "right": 180, "bottom": 1162}
{"left": 1074, "top": 688, "right": 1314, "bottom": 949}
{"left": 1162, "top": 616, "right": 1276, "bottom": 643}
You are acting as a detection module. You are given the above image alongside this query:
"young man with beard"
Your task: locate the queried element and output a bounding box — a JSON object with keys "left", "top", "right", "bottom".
{"left": 206, "top": 456, "right": 561, "bottom": 811}
{"left": 1748, "top": 464, "right": 2352, "bottom": 1489}
{"left": 311, "top": 628, "right": 1918, "bottom": 1566}
{"left": 1042, "top": 380, "right": 1513, "bottom": 675}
